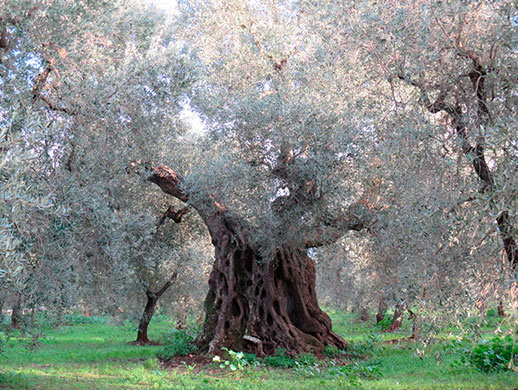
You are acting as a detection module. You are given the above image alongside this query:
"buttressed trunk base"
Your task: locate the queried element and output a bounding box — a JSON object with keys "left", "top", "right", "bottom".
{"left": 194, "top": 215, "right": 346, "bottom": 356}
{"left": 138, "top": 161, "right": 352, "bottom": 356}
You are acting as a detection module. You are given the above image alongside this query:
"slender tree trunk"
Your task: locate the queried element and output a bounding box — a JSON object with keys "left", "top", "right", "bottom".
{"left": 376, "top": 296, "right": 387, "bottom": 324}
{"left": 11, "top": 292, "right": 22, "bottom": 329}
{"left": 134, "top": 274, "right": 177, "bottom": 345}
{"left": 359, "top": 307, "right": 370, "bottom": 322}
{"left": 135, "top": 292, "right": 158, "bottom": 345}
{"left": 194, "top": 214, "right": 346, "bottom": 356}
{"left": 0, "top": 296, "right": 4, "bottom": 324}
{"left": 408, "top": 309, "right": 419, "bottom": 340}
{"left": 384, "top": 301, "right": 405, "bottom": 333}
{"left": 497, "top": 301, "right": 505, "bottom": 317}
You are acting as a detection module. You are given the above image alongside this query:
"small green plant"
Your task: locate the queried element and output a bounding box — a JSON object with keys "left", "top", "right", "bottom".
{"left": 263, "top": 348, "right": 295, "bottom": 368}
{"left": 465, "top": 335, "right": 517, "bottom": 372}
{"left": 323, "top": 344, "right": 341, "bottom": 357}
{"left": 157, "top": 327, "right": 198, "bottom": 360}
{"left": 295, "top": 352, "right": 317, "bottom": 366}
{"left": 243, "top": 353, "right": 258, "bottom": 364}
{"left": 143, "top": 357, "right": 159, "bottom": 369}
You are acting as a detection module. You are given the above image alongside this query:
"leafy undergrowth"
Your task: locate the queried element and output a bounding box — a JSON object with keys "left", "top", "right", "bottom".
{"left": 0, "top": 312, "right": 516, "bottom": 389}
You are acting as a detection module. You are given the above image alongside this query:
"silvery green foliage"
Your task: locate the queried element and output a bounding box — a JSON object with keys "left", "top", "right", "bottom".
{"left": 314, "top": 1, "right": 517, "bottom": 329}
{"left": 0, "top": 127, "right": 54, "bottom": 290}
{"left": 49, "top": 2, "right": 212, "bottom": 317}
{"left": 174, "top": 0, "right": 375, "bottom": 258}
{"left": 1, "top": 0, "right": 516, "bottom": 329}
{"left": 0, "top": 0, "right": 210, "bottom": 317}
{"left": 169, "top": 1, "right": 516, "bottom": 324}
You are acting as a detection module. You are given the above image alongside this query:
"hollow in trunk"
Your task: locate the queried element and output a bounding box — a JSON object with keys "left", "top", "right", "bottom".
{"left": 194, "top": 215, "right": 346, "bottom": 356}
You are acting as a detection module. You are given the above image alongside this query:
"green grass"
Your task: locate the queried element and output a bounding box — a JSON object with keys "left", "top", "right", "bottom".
{"left": 0, "top": 312, "right": 516, "bottom": 389}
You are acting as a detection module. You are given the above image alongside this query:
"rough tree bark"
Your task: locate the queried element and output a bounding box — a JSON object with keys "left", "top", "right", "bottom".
{"left": 195, "top": 214, "right": 345, "bottom": 355}
{"left": 133, "top": 273, "right": 178, "bottom": 345}
{"left": 134, "top": 161, "right": 369, "bottom": 356}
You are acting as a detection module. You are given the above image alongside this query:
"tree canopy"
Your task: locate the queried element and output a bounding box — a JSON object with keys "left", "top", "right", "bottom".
{"left": 0, "top": 0, "right": 516, "bottom": 355}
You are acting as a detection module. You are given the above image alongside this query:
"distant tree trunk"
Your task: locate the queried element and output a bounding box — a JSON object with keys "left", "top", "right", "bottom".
{"left": 0, "top": 296, "right": 4, "bottom": 324}
{"left": 135, "top": 293, "right": 158, "bottom": 345}
{"left": 376, "top": 296, "right": 387, "bottom": 324}
{"left": 134, "top": 273, "right": 177, "bottom": 345}
{"left": 359, "top": 307, "right": 370, "bottom": 322}
{"left": 384, "top": 301, "right": 405, "bottom": 333}
{"left": 497, "top": 301, "right": 505, "bottom": 317}
{"left": 408, "top": 309, "right": 419, "bottom": 340}
{"left": 11, "top": 292, "right": 22, "bottom": 329}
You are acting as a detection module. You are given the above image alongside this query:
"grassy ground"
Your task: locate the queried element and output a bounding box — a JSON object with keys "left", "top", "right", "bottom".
{"left": 0, "top": 311, "right": 516, "bottom": 389}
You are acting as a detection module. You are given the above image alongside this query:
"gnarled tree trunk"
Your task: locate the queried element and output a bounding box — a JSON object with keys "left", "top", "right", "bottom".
{"left": 194, "top": 214, "right": 346, "bottom": 356}
{"left": 134, "top": 161, "right": 368, "bottom": 356}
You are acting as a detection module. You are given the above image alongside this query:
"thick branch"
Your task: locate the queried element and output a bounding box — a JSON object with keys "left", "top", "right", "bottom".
{"left": 304, "top": 203, "right": 373, "bottom": 248}
{"left": 132, "top": 161, "right": 189, "bottom": 203}
{"left": 32, "top": 64, "right": 77, "bottom": 115}
{"left": 0, "top": 27, "right": 8, "bottom": 49}
{"left": 157, "top": 206, "right": 190, "bottom": 229}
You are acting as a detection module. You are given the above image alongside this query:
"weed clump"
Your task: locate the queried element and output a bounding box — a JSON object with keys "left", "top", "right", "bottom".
{"left": 466, "top": 336, "right": 517, "bottom": 372}
{"left": 157, "top": 327, "right": 198, "bottom": 359}
{"left": 263, "top": 348, "right": 295, "bottom": 368}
